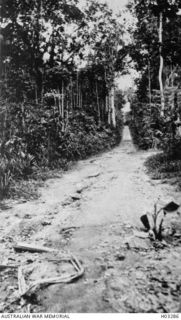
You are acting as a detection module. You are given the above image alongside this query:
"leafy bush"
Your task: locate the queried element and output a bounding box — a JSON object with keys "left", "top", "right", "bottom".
{"left": 0, "top": 158, "right": 12, "bottom": 199}
{"left": 129, "top": 97, "right": 181, "bottom": 158}
{"left": 129, "top": 101, "right": 160, "bottom": 149}
{"left": 0, "top": 102, "right": 123, "bottom": 199}
{"left": 156, "top": 116, "right": 181, "bottom": 158}
{"left": 0, "top": 135, "right": 38, "bottom": 198}
{"left": 57, "top": 111, "right": 122, "bottom": 162}
{"left": 145, "top": 153, "right": 181, "bottom": 180}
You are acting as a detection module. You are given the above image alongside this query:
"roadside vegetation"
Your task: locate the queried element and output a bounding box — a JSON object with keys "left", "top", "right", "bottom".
{"left": 145, "top": 154, "right": 181, "bottom": 192}
{"left": 0, "top": 0, "right": 125, "bottom": 200}
{"left": 127, "top": 0, "right": 181, "bottom": 186}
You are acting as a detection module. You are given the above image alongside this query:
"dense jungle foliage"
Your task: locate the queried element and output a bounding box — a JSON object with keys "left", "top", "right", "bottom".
{"left": 127, "top": 0, "right": 181, "bottom": 157}
{"left": 0, "top": 0, "right": 125, "bottom": 198}
{"left": 2, "top": 0, "right": 181, "bottom": 199}
{"left": 126, "top": 0, "right": 181, "bottom": 184}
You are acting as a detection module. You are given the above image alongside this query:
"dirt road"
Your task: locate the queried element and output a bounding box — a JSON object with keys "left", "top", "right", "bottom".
{"left": 1, "top": 127, "right": 181, "bottom": 313}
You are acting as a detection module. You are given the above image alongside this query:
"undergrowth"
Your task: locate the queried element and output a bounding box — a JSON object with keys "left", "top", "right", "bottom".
{"left": 0, "top": 107, "right": 123, "bottom": 201}
{"left": 145, "top": 153, "right": 181, "bottom": 190}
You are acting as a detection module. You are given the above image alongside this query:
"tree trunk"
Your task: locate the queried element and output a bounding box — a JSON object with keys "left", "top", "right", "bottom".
{"left": 96, "top": 81, "right": 100, "bottom": 126}
{"left": 62, "top": 81, "right": 65, "bottom": 132}
{"left": 35, "top": 84, "right": 38, "bottom": 104}
{"left": 110, "top": 86, "right": 116, "bottom": 128}
{"left": 79, "top": 85, "right": 82, "bottom": 109}
{"left": 41, "top": 75, "right": 44, "bottom": 106}
{"left": 70, "top": 77, "right": 73, "bottom": 110}
{"left": 107, "top": 94, "right": 111, "bottom": 126}
{"left": 76, "top": 71, "right": 79, "bottom": 108}
{"left": 47, "top": 132, "right": 51, "bottom": 166}
{"left": 158, "top": 11, "right": 165, "bottom": 116}
{"left": 57, "top": 88, "right": 61, "bottom": 126}
{"left": 148, "top": 60, "right": 152, "bottom": 107}
{"left": 80, "top": 88, "right": 82, "bottom": 109}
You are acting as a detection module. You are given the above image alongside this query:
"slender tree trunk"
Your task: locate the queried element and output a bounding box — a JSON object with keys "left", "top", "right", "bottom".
{"left": 57, "top": 88, "right": 61, "bottom": 127}
{"left": 70, "top": 77, "right": 73, "bottom": 110}
{"left": 106, "top": 95, "right": 111, "bottom": 125}
{"left": 148, "top": 60, "right": 152, "bottom": 107}
{"left": 4, "top": 105, "right": 7, "bottom": 139}
{"left": 108, "top": 95, "right": 110, "bottom": 125}
{"left": 35, "top": 84, "right": 38, "bottom": 104}
{"left": 41, "top": 76, "right": 44, "bottom": 106}
{"left": 48, "top": 131, "right": 51, "bottom": 166}
{"left": 158, "top": 11, "right": 165, "bottom": 116}
{"left": 62, "top": 81, "right": 65, "bottom": 132}
{"left": 21, "top": 103, "right": 25, "bottom": 133}
{"left": 76, "top": 71, "right": 79, "bottom": 108}
{"left": 105, "top": 96, "right": 109, "bottom": 113}
{"left": 4, "top": 62, "right": 7, "bottom": 89}
{"left": 171, "top": 65, "right": 174, "bottom": 87}
{"left": 96, "top": 81, "right": 100, "bottom": 125}
{"left": 65, "top": 98, "right": 69, "bottom": 131}
{"left": 74, "top": 91, "right": 76, "bottom": 110}
{"left": 80, "top": 88, "right": 82, "bottom": 109}
{"left": 79, "top": 85, "right": 81, "bottom": 109}
{"left": 110, "top": 86, "right": 116, "bottom": 128}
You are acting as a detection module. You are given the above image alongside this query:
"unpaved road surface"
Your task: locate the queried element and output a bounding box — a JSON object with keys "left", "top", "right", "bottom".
{"left": 1, "top": 127, "right": 181, "bottom": 313}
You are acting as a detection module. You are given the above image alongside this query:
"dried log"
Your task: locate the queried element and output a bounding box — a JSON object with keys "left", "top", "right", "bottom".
{"left": 14, "top": 242, "right": 58, "bottom": 253}
{"left": 0, "top": 265, "right": 17, "bottom": 270}
{"left": 47, "top": 256, "right": 70, "bottom": 263}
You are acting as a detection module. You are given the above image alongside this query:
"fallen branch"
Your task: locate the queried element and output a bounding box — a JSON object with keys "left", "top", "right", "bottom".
{"left": 19, "top": 255, "right": 84, "bottom": 297}
{"left": 0, "top": 265, "right": 17, "bottom": 270}
{"left": 14, "top": 242, "right": 58, "bottom": 253}
{"left": 18, "top": 266, "right": 27, "bottom": 296}
{"left": 14, "top": 245, "right": 84, "bottom": 297}
{"left": 87, "top": 172, "right": 100, "bottom": 179}
{"left": 18, "top": 266, "right": 30, "bottom": 312}
{"left": 71, "top": 255, "right": 84, "bottom": 273}
{"left": 70, "top": 258, "right": 79, "bottom": 272}
{"left": 60, "top": 226, "right": 77, "bottom": 233}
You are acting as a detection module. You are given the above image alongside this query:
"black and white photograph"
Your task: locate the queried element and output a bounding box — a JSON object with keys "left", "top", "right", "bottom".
{"left": 0, "top": 0, "right": 181, "bottom": 315}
